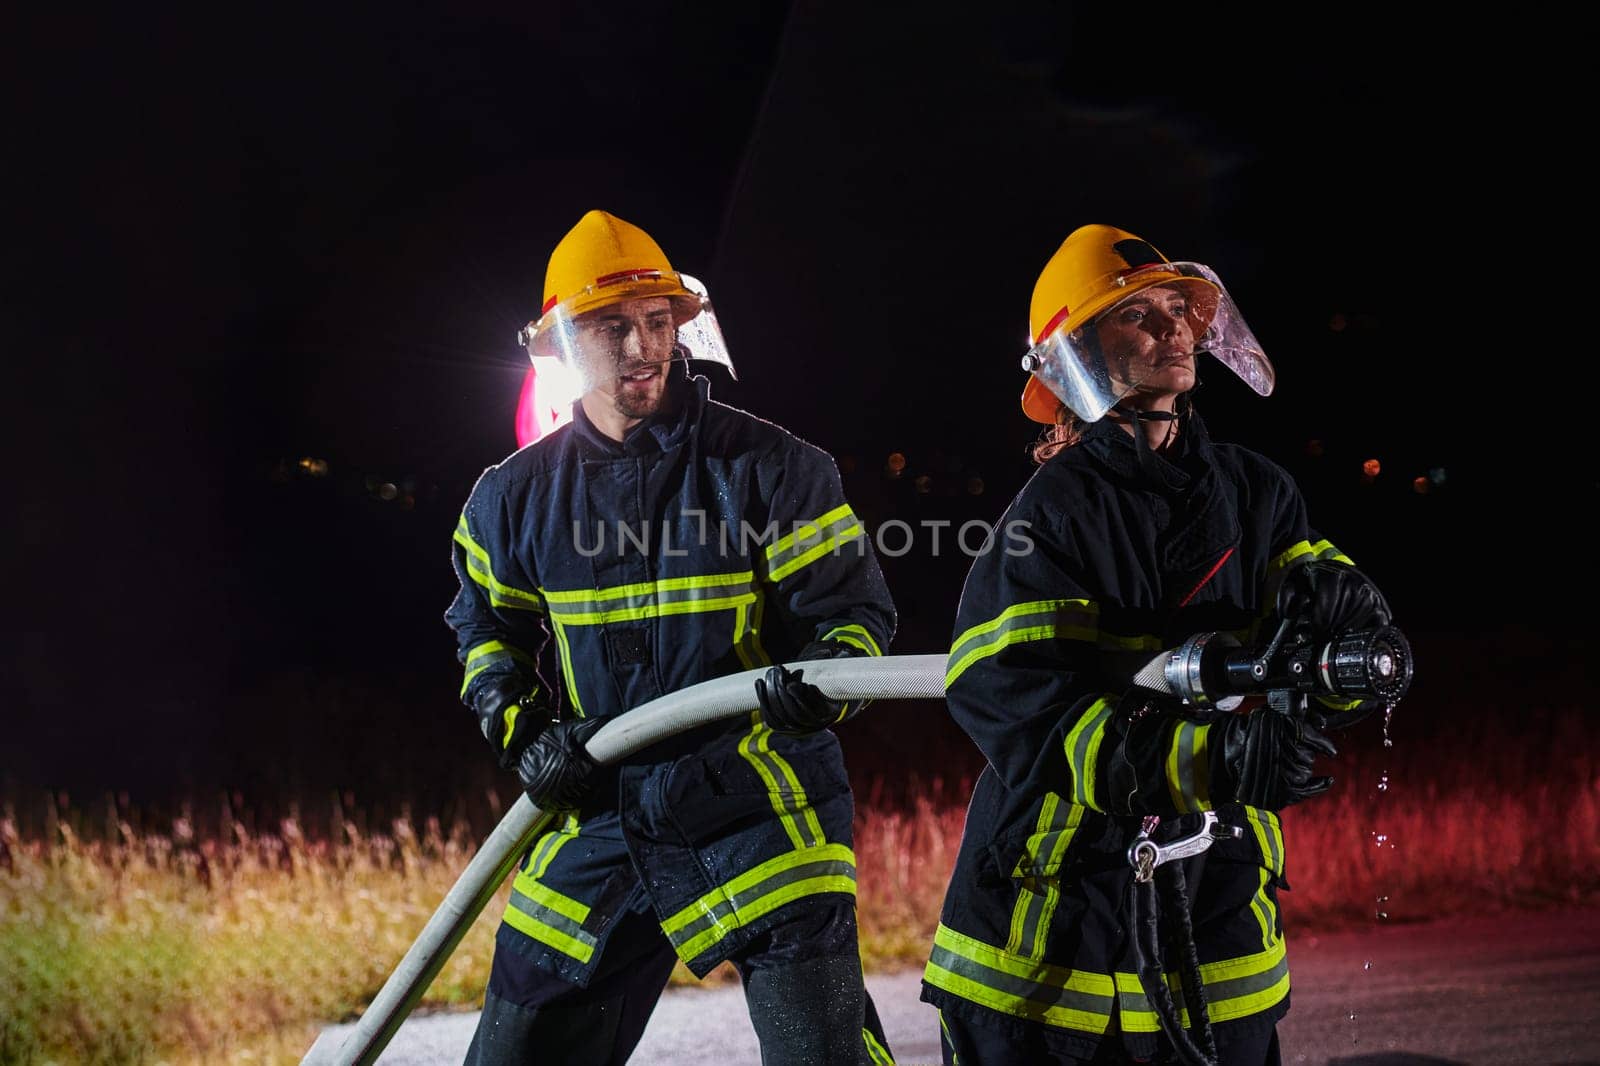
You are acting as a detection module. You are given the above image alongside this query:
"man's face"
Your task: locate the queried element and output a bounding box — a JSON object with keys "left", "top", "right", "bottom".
{"left": 572, "top": 295, "right": 678, "bottom": 419}
{"left": 1093, "top": 284, "right": 1198, "bottom": 398}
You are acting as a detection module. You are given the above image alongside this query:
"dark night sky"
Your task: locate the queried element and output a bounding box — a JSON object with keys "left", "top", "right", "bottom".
{"left": 5, "top": 4, "right": 1589, "bottom": 804}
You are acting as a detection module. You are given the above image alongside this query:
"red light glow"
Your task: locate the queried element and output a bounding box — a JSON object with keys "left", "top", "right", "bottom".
{"left": 515, "top": 358, "right": 581, "bottom": 448}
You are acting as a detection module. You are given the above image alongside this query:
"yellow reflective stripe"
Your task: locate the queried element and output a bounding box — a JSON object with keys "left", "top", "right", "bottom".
{"left": 503, "top": 815, "right": 594, "bottom": 963}
{"left": 455, "top": 515, "right": 546, "bottom": 613}
{"left": 1313, "top": 539, "right": 1355, "bottom": 565}
{"left": 502, "top": 901, "right": 596, "bottom": 963}
{"left": 924, "top": 923, "right": 1114, "bottom": 1032}
{"left": 863, "top": 1027, "right": 895, "bottom": 1064}
{"left": 538, "top": 571, "right": 758, "bottom": 626}
{"left": 823, "top": 623, "right": 881, "bottom": 657}
{"left": 768, "top": 524, "right": 864, "bottom": 583}
{"left": 737, "top": 715, "right": 826, "bottom": 850}
{"left": 545, "top": 593, "right": 759, "bottom": 626}
{"left": 946, "top": 599, "right": 1098, "bottom": 688}
{"left": 524, "top": 813, "right": 580, "bottom": 880}
{"left": 1244, "top": 807, "right": 1284, "bottom": 878}
{"left": 1062, "top": 697, "right": 1115, "bottom": 809}
{"left": 1005, "top": 793, "right": 1082, "bottom": 960}
{"left": 1115, "top": 937, "right": 1290, "bottom": 1030}
{"left": 459, "top": 640, "right": 538, "bottom": 697}
{"left": 1267, "top": 541, "right": 1356, "bottom": 589}
{"left": 548, "top": 618, "right": 584, "bottom": 716}
{"left": 509, "top": 876, "right": 591, "bottom": 927}
{"left": 732, "top": 603, "right": 757, "bottom": 671}
{"left": 1248, "top": 867, "right": 1275, "bottom": 950}
{"left": 1115, "top": 971, "right": 1173, "bottom": 1033}
{"left": 541, "top": 570, "right": 755, "bottom": 604}
{"left": 765, "top": 504, "right": 853, "bottom": 563}
{"left": 1164, "top": 721, "right": 1214, "bottom": 814}
{"left": 660, "top": 843, "right": 857, "bottom": 963}
{"left": 1096, "top": 628, "right": 1167, "bottom": 652}
{"left": 1203, "top": 938, "right": 1290, "bottom": 1023}
{"left": 749, "top": 592, "right": 771, "bottom": 665}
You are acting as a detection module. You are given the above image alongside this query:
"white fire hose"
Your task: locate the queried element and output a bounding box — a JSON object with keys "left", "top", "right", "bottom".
{"left": 306, "top": 653, "right": 947, "bottom": 1066}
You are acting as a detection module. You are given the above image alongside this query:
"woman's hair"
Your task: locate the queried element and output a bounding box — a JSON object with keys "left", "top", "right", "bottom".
{"left": 1030, "top": 392, "right": 1196, "bottom": 465}
{"left": 1031, "top": 408, "right": 1085, "bottom": 464}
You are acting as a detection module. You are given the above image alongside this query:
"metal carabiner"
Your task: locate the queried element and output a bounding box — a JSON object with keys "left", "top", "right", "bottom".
{"left": 1128, "top": 810, "right": 1244, "bottom": 883}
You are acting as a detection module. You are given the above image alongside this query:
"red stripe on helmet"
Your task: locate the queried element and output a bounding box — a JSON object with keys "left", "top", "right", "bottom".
{"left": 541, "top": 294, "right": 559, "bottom": 315}
{"left": 1034, "top": 304, "right": 1072, "bottom": 345}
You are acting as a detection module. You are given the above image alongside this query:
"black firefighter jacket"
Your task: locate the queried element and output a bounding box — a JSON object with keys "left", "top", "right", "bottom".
{"left": 921, "top": 411, "right": 1360, "bottom": 1061}
{"left": 446, "top": 372, "right": 896, "bottom": 983}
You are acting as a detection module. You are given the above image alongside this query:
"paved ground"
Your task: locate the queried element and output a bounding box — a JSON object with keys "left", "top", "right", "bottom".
{"left": 307, "top": 906, "right": 1600, "bottom": 1065}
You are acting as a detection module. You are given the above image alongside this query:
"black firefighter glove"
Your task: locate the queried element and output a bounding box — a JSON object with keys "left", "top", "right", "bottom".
{"left": 1213, "top": 708, "right": 1338, "bottom": 811}
{"left": 473, "top": 677, "right": 552, "bottom": 771}
{"left": 1278, "top": 560, "right": 1392, "bottom": 641}
{"left": 754, "top": 640, "right": 860, "bottom": 736}
{"left": 515, "top": 717, "right": 606, "bottom": 813}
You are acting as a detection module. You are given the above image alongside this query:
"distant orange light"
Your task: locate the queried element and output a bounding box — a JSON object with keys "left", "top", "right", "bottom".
{"left": 1412, "top": 476, "right": 1429, "bottom": 494}
{"left": 887, "top": 452, "right": 907, "bottom": 473}
{"left": 1362, "top": 458, "right": 1381, "bottom": 477}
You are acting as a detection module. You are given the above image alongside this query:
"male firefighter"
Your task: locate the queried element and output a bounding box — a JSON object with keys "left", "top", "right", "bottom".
{"left": 446, "top": 210, "right": 898, "bottom": 1065}
{"left": 921, "top": 224, "right": 1393, "bottom": 1064}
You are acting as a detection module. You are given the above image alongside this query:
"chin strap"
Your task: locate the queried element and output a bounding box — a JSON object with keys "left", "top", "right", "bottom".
{"left": 1111, "top": 403, "right": 1183, "bottom": 479}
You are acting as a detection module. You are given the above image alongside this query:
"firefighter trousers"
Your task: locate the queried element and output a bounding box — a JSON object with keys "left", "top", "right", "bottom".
{"left": 464, "top": 893, "right": 895, "bottom": 1065}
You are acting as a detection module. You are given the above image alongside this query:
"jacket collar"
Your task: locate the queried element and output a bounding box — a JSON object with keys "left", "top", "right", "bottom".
{"left": 570, "top": 368, "right": 707, "bottom": 459}
{"left": 1081, "top": 407, "right": 1214, "bottom": 493}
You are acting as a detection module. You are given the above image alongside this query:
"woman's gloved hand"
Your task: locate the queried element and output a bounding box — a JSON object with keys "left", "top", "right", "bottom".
{"left": 1213, "top": 708, "right": 1338, "bottom": 810}
{"left": 1277, "top": 560, "right": 1391, "bottom": 640}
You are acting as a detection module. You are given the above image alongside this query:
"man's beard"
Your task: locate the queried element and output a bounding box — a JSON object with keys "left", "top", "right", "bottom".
{"left": 613, "top": 369, "right": 668, "bottom": 419}
{"left": 615, "top": 388, "right": 663, "bottom": 419}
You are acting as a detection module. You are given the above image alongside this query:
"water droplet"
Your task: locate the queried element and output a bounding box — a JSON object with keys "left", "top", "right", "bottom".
{"left": 1349, "top": 1011, "right": 1358, "bottom": 1021}
{"left": 1374, "top": 833, "right": 1388, "bottom": 846}
{"left": 1363, "top": 960, "right": 1372, "bottom": 970}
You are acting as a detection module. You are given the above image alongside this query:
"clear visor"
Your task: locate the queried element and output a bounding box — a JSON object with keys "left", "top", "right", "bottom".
{"left": 1023, "top": 261, "right": 1273, "bottom": 423}
{"left": 516, "top": 271, "right": 736, "bottom": 394}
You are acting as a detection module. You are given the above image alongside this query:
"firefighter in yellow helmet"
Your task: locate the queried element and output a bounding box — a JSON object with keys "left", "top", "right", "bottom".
{"left": 921, "top": 225, "right": 1396, "bottom": 1064}
{"left": 449, "top": 210, "right": 899, "bottom": 1064}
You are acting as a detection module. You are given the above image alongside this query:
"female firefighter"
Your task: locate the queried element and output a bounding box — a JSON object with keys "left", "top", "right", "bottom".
{"left": 920, "top": 225, "right": 1392, "bottom": 1065}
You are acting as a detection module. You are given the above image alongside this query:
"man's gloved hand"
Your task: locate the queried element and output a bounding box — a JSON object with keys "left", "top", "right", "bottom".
{"left": 754, "top": 640, "right": 858, "bottom": 736}
{"left": 516, "top": 717, "right": 606, "bottom": 813}
{"left": 1277, "top": 560, "right": 1391, "bottom": 641}
{"left": 474, "top": 678, "right": 551, "bottom": 771}
{"left": 1214, "top": 708, "right": 1338, "bottom": 811}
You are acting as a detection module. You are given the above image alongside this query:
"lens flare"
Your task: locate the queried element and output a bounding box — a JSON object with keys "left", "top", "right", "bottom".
{"left": 515, "top": 358, "right": 583, "bottom": 448}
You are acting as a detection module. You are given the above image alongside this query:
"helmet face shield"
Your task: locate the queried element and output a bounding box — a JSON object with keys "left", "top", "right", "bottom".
{"left": 1023, "top": 261, "right": 1273, "bottom": 423}
{"left": 518, "top": 271, "right": 736, "bottom": 395}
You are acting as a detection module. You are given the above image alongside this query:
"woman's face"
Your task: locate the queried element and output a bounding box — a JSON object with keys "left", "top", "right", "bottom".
{"left": 1093, "top": 284, "right": 1198, "bottom": 404}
